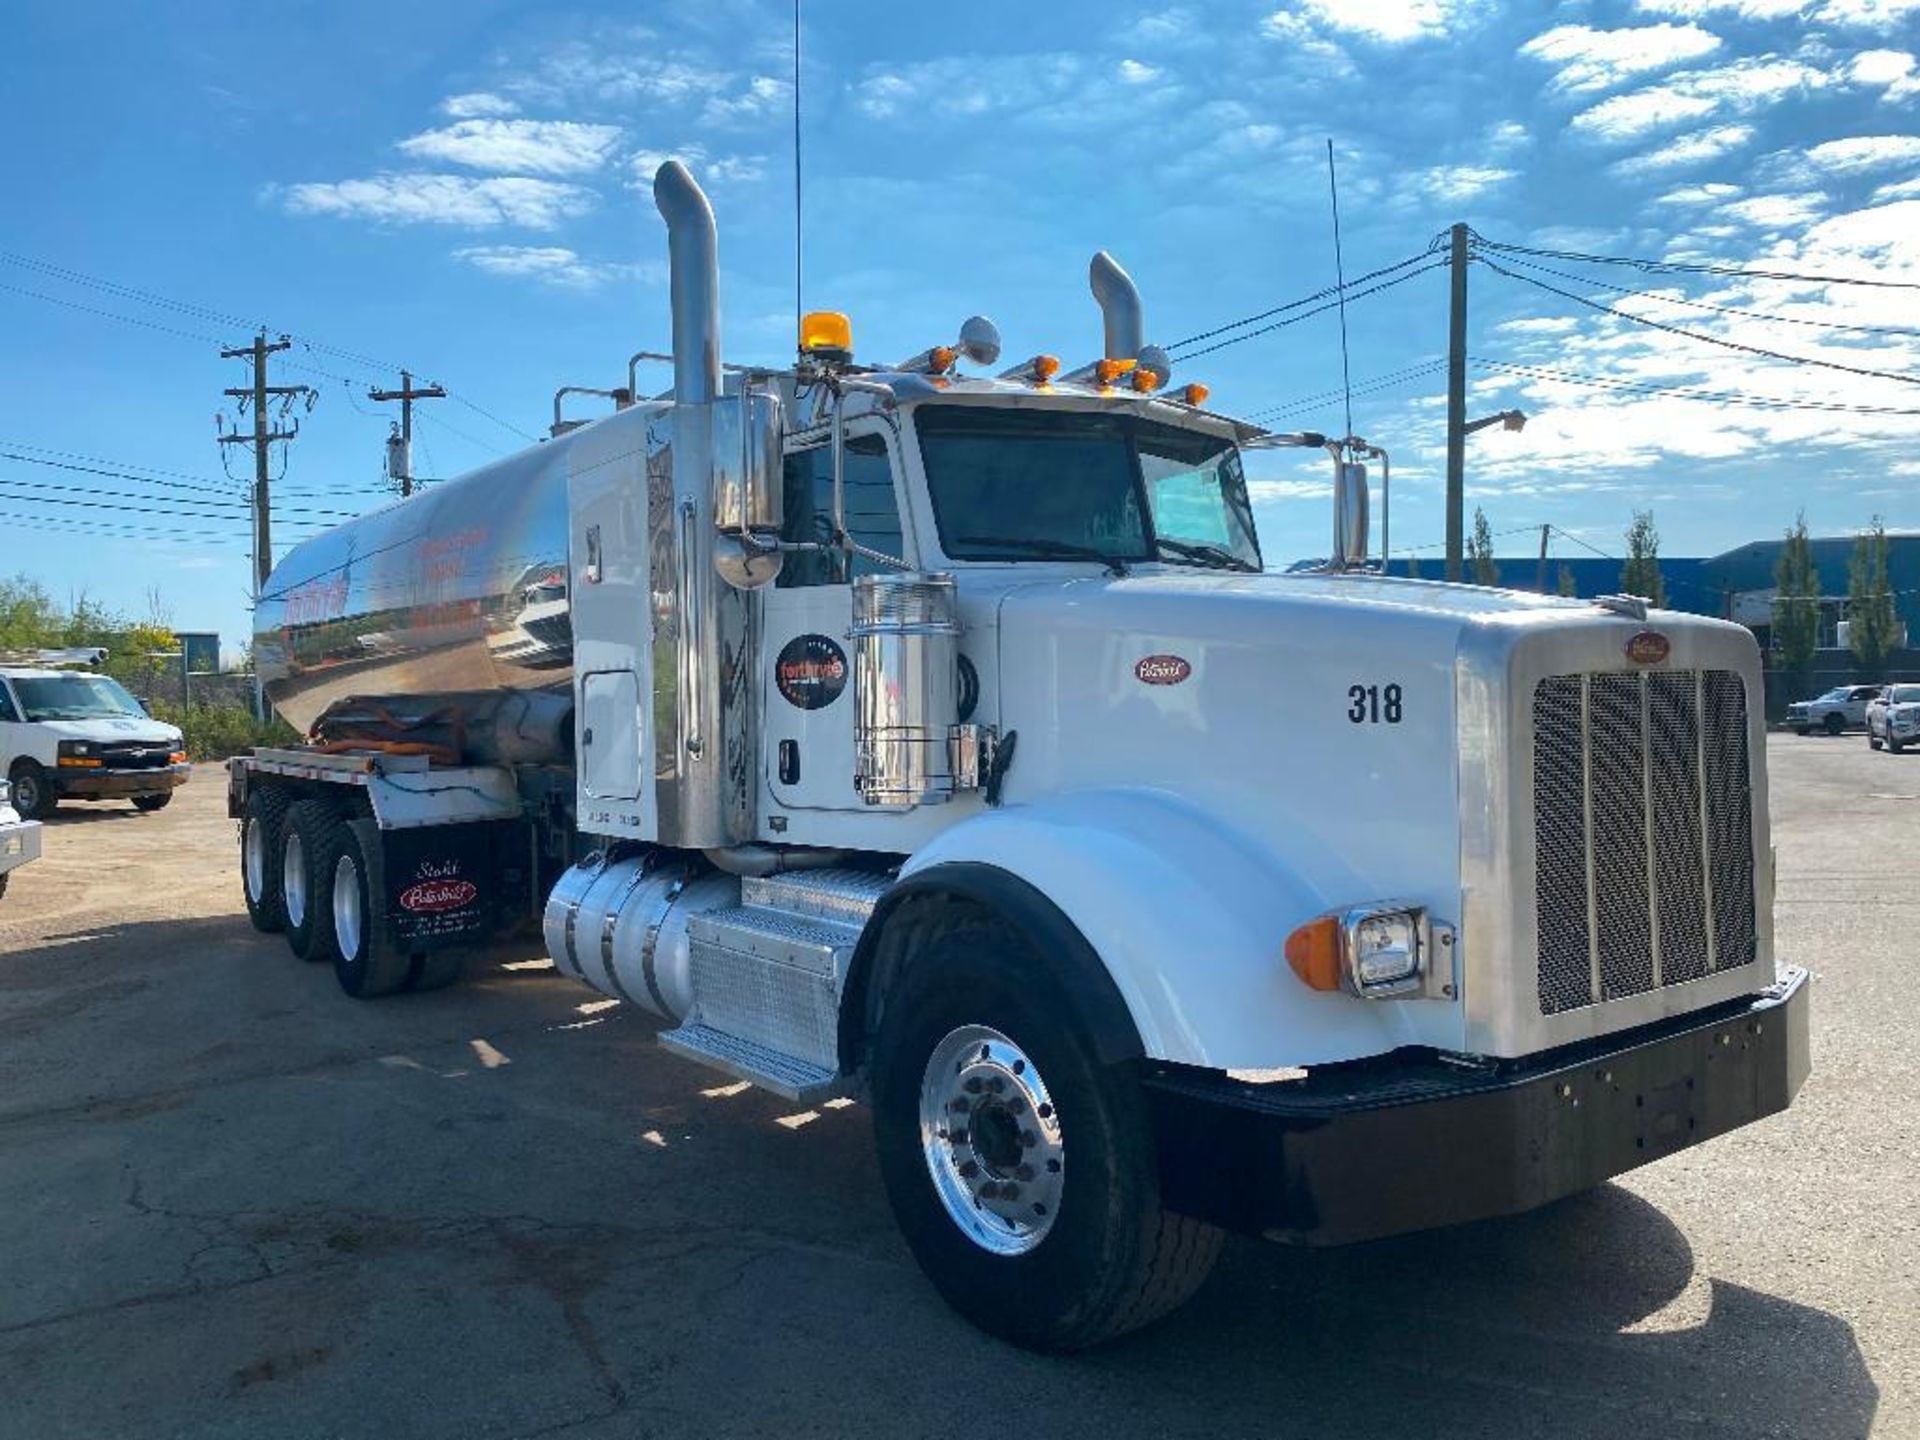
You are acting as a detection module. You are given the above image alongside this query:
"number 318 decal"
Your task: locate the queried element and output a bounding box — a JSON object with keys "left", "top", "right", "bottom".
{"left": 1348, "top": 683, "right": 1403, "bottom": 724}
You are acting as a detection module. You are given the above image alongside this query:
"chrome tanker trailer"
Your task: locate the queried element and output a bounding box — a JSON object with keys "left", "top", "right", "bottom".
{"left": 229, "top": 161, "right": 1808, "bottom": 1350}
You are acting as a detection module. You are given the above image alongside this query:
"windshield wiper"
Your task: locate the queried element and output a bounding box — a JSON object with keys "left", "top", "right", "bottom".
{"left": 1154, "top": 537, "right": 1259, "bottom": 572}
{"left": 955, "top": 537, "right": 1131, "bottom": 576}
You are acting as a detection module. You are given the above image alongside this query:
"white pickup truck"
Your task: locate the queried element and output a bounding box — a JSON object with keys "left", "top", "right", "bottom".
{"left": 0, "top": 666, "right": 190, "bottom": 820}
{"left": 1786, "top": 684, "right": 1881, "bottom": 735}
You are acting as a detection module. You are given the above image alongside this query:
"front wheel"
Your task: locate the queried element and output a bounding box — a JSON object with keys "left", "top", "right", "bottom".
{"left": 9, "top": 762, "right": 54, "bottom": 821}
{"left": 1891, "top": 736, "right": 1906, "bottom": 754}
{"left": 131, "top": 793, "right": 172, "bottom": 813}
{"left": 1824, "top": 712, "right": 1847, "bottom": 736}
{"left": 870, "top": 923, "right": 1222, "bottom": 1351}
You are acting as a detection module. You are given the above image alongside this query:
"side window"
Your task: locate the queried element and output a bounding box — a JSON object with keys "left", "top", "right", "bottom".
{"left": 777, "top": 435, "right": 904, "bottom": 588}
{"left": 0, "top": 685, "right": 17, "bottom": 723}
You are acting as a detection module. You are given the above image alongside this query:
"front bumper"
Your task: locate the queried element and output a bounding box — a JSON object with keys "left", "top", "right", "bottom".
{"left": 53, "top": 764, "right": 191, "bottom": 799}
{"left": 0, "top": 819, "right": 41, "bottom": 875}
{"left": 1145, "top": 966, "right": 1809, "bottom": 1245}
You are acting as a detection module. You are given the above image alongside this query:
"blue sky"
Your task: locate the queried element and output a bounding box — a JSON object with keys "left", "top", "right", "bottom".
{"left": 3, "top": 0, "right": 1918, "bottom": 651}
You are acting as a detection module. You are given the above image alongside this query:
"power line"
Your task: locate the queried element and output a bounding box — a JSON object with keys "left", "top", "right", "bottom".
{"left": 0, "top": 466, "right": 353, "bottom": 518}
{"left": 0, "top": 479, "right": 338, "bottom": 526}
{"left": 1469, "top": 232, "right": 1920, "bottom": 292}
{"left": 0, "top": 508, "right": 249, "bottom": 545}
{"left": 1484, "top": 250, "right": 1920, "bottom": 339}
{"left": 1174, "top": 261, "right": 1449, "bottom": 362}
{"left": 1478, "top": 256, "right": 1920, "bottom": 389}
{"left": 1244, "top": 359, "right": 1447, "bottom": 422}
{"left": 1471, "top": 357, "right": 1920, "bottom": 418}
{"left": 1169, "top": 248, "right": 1442, "bottom": 353}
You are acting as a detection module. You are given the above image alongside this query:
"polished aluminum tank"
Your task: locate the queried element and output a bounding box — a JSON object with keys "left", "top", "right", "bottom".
{"left": 253, "top": 436, "right": 574, "bottom": 734}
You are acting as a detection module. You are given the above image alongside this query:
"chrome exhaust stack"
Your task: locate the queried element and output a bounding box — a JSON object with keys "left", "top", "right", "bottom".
{"left": 653, "top": 160, "right": 722, "bottom": 405}
{"left": 1089, "top": 250, "right": 1143, "bottom": 360}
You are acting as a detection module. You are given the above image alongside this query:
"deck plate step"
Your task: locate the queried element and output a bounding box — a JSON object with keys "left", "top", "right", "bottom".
{"left": 657, "top": 1023, "right": 843, "bottom": 1102}
{"left": 740, "top": 868, "right": 892, "bottom": 927}
{"left": 687, "top": 905, "right": 858, "bottom": 978}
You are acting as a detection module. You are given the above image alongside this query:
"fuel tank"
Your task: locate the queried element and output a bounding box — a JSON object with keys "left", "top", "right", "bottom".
{"left": 254, "top": 436, "right": 575, "bottom": 734}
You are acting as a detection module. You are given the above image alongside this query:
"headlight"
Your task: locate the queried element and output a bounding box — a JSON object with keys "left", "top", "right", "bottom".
{"left": 56, "top": 740, "right": 102, "bottom": 768}
{"left": 1285, "top": 902, "right": 1440, "bottom": 999}
{"left": 0, "top": 779, "right": 10, "bottom": 805}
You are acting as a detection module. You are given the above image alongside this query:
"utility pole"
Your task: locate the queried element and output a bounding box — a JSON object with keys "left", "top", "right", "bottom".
{"left": 369, "top": 371, "right": 446, "bottom": 497}
{"left": 1536, "top": 522, "right": 1550, "bottom": 594}
{"left": 1444, "top": 221, "right": 1469, "bottom": 583}
{"left": 218, "top": 331, "right": 311, "bottom": 593}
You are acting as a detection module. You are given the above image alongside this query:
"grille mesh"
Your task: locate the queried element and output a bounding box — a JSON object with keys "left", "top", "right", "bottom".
{"left": 1532, "top": 668, "right": 1754, "bottom": 1015}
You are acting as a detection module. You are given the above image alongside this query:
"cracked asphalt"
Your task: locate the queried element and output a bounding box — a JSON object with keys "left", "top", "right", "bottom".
{"left": 0, "top": 739, "right": 1911, "bottom": 1439}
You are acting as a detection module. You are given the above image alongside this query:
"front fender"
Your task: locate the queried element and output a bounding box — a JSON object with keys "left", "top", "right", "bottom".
{"left": 900, "top": 786, "right": 1450, "bottom": 1070}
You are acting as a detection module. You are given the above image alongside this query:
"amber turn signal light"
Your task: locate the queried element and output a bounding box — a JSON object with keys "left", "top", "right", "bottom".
{"left": 1284, "top": 915, "right": 1343, "bottom": 992}
{"left": 1180, "top": 383, "right": 1210, "bottom": 407}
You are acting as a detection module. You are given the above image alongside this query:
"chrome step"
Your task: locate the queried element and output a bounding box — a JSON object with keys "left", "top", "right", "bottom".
{"left": 658, "top": 1023, "right": 843, "bottom": 1103}
{"left": 686, "top": 905, "right": 857, "bottom": 979}
{"left": 740, "top": 867, "right": 892, "bottom": 927}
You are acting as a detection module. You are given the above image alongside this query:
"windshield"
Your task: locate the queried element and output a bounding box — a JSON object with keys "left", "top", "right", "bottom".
{"left": 13, "top": 673, "right": 148, "bottom": 722}
{"left": 1891, "top": 686, "right": 1920, "bottom": 705}
{"left": 916, "top": 405, "right": 1262, "bottom": 571}
{"left": 1818, "top": 688, "right": 1849, "bottom": 702}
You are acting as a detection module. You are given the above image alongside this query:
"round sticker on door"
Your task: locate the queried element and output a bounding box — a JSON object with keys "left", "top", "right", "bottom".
{"left": 776, "top": 634, "right": 849, "bottom": 710}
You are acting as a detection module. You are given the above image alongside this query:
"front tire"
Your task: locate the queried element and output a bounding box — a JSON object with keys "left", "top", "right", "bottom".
{"left": 131, "top": 793, "right": 172, "bottom": 813}
{"left": 1891, "top": 736, "right": 1906, "bottom": 754}
{"left": 1824, "top": 712, "right": 1846, "bottom": 736}
{"left": 9, "top": 761, "right": 54, "bottom": 821}
{"left": 870, "top": 922, "right": 1222, "bottom": 1351}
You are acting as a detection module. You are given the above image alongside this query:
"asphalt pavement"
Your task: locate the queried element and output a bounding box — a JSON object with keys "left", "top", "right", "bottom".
{"left": 0, "top": 738, "right": 1909, "bottom": 1439}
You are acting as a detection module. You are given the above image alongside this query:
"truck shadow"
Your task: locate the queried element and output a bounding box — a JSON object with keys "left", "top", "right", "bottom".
{"left": 1092, "top": 1182, "right": 1878, "bottom": 1438}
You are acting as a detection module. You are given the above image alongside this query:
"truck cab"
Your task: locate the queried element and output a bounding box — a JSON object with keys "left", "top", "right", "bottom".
{"left": 232, "top": 160, "right": 1809, "bottom": 1352}
{"left": 0, "top": 663, "right": 189, "bottom": 820}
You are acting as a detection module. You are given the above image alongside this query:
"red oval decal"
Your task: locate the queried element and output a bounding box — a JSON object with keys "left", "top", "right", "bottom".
{"left": 1135, "top": 654, "right": 1192, "bottom": 686}
{"left": 400, "top": 879, "right": 478, "bottom": 914}
{"left": 1625, "top": 630, "right": 1671, "bottom": 665}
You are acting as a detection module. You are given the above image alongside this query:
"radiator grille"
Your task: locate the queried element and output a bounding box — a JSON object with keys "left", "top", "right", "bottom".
{"left": 1532, "top": 669, "right": 1755, "bottom": 1015}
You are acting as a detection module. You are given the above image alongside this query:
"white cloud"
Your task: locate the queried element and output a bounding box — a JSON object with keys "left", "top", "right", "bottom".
{"left": 1411, "top": 164, "right": 1516, "bottom": 201}
{"left": 1498, "top": 316, "right": 1580, "bottom": 334}
{"left": 1799, "top": 134, "right": 1920, "bottom": 173}
{"left": 1656, "top": 181, "right": 1743, "bottom": 203}
{"left": 703, "top": 75, "right": 790, "bottom": 127}
{"left": 1641, "top": 0, "right": 1920, "bottom": 20}
{"left": 396, "top": 119, "right": 623, "bottom": 176}
{"left": 1612, "top": 123, "right": 1755, "bottom": 174}
{"left": 1873, "top": 175, "right": 1920, "bottom": 200}
{"left": 272, "top": 174, "right": 596, "bottom": 229}
{"left": 627, "top": 146, "right": 766, "bottom": 189}
{"left": 451, "top": 245, "right": 652, "bottom": 289}
{"left": 1720, "top": 191, "right": 1831, "bottom": 226}
{"left": 1118, "top": 59, "right": 1162, "bottom": 84}
{"left": 1281, "top": 0, "right": 1488, "bottom": 43}
{"left": 1848, "top": 48, "right": 1916, "bottom": 90}
{"left": 1485, "top": 120, "right": 1534, "bottom": 152}
{"left": 439, "top": 92, "right": 519, "bottom": 119}
{"left": 1520, "top": 24, "right": 1722, "bottom": 94}
{"left": 1571, "top": 57, "right": 1827, "bottom": 141}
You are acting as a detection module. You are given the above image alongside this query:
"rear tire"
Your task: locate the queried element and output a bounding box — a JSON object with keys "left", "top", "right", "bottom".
{"left": 323, "top": 822, "right": 413, "bottom": 999}
{"left": 241, "top": 788, "right": 293, "bottom": 933}
{"left": 281, "top": 799, "right": 337, "bottom": 962}
{"left": 132, "top": 793, "right": 172, "bottom": 813}
{"left": 1870, "top": 732, "right": 1883, "bottom": 750}
{"left": 870, "top": 921, "right": 1222, "bottom": 1351}
{"left": 9, "top": 761, "right": 55, "bottom": 821}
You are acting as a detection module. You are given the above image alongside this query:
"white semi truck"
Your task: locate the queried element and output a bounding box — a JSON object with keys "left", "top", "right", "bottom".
{"left": 229, "top": 161, "right": 1808, "bottom": 1350}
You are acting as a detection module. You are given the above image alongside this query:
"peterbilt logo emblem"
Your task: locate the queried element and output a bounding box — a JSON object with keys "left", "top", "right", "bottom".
{"left": 399, "top": 879, "right": 478, "bottom": 913}
{"left": 1625, "top": 631, "right": 1671, "bottom": 665}
{"left": 1134, "top": 654, "right": 1192, "bottom": 686}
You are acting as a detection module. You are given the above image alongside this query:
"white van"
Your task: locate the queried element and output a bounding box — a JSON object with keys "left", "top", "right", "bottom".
{"left": 0, "top": 667, "right": 189, "bottom": 820}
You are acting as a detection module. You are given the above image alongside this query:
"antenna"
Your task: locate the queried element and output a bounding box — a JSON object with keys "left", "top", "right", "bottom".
{"left": 1326, "top": 138, "right": 1354, "bottom": 444}
{"left": 792, "top": 0, "right": 804, "bottom": 355}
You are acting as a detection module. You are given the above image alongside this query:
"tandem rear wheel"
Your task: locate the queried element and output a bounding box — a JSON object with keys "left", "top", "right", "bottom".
{"left": 869, "top": 919, "right": 1222, "bottom": 1352}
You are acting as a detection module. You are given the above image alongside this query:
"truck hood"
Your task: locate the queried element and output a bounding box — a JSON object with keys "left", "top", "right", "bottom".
{"left": 32, "top": 717, "right": 182, "bottom": 746}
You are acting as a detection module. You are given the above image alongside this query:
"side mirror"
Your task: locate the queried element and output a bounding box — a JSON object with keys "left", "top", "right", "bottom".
{"left": 1333, "top": 460, "right": 1369, "bottom": 570}
{"left": 712, "top": 390, "right": 785, "bottom": 590}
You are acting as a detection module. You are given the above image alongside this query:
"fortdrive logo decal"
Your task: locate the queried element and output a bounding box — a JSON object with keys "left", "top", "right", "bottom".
{"left": 1134, "top": 654, "right": 1192, "bottom": 686}
{"left": 776, "top": 634, "right": 850, "bottom": 710}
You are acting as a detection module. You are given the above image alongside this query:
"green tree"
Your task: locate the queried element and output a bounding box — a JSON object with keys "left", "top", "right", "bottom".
{"left": 0, "top": 575, "right": 64, "bottom": 650}
{"left": 1468, "top": 507, "right": 1499, "bottom": 587}
{"left": 1557, "top": 563, "right": 1578, "bottom": 597}
{"left": 1773, "top": 512, "right": 1820, "bottom": 686}
{"left": 1621, "top": 509, "right": 1667, "bottom": 608}
{"left": 1847, "top": 515, "right": 1897, "bottom": 680}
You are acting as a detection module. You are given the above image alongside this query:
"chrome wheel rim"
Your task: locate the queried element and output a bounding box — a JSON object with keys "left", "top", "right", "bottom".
{"left": 283, "top": 830, "right": 307, "bottom": 930}
{"left": 332, "top": 853, "right": 362, "bottom": 962}
{"left": 919, "top": 1024, "right": 1065, "bottom": 1256}
{"left": 14, "top": 775, "right": 38, "bottom": 813}
{"left": 244, "top": 818, "right": 267, "bottom": 903}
